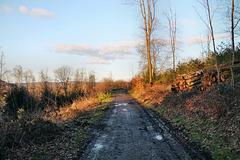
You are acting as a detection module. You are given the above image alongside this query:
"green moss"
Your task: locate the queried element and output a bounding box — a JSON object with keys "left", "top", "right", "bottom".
{"left": 96, "top": 92, "right": 114, "bottom": 102}
{"left": 93, "top": 111, "right": 104, "bottom": 118}
{"left": 31, "top": 157, "right": 41, "bottom": 160}
{"left": 75, "top": 129, "right": 89, "bottom": 145}
{"left": 145, "top": 101, "right": 152, "bottom": 105}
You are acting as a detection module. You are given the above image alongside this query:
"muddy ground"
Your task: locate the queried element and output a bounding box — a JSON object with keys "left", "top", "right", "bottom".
{"left": 80, "top": 90, "right": 210, "bottom": 160}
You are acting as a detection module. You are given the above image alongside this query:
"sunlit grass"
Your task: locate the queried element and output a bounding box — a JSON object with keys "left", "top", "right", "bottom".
{"left": 43, "top": 92, "right": 114, "bottom": 123}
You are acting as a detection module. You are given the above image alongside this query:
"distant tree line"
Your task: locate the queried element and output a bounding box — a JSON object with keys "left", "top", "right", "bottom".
{"left": 0, "top": 62, "right": 129, "bottom": 119}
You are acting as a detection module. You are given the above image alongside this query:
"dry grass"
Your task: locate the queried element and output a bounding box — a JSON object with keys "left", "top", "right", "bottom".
{"left": 44, "top": 97, "right": 101, "bottom": 123}
{"left": 131, "top": 84, "right": 171, "bottom": 105}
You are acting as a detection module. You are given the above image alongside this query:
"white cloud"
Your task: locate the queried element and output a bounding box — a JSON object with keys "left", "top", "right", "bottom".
{"left": 87, "top": 60, "right": 110, "bottom": 64}
{"left": 19, "top": 6, "right": 28, "bottom": 14}
{"left": 187, "top": 33, "right": 231, "bottom": 45}
{"left": 51, "top": 40, "right": 138, "bottom": 64}
{"left": 19, "top": 6, "right": 55, "bottom": 19}
{"left": 187, "top": 36, "right": 207, "bottom": 45}
{"left": 99, "top": 41, "right": 138, "bottom": 53}
{"left": 30, "top": 8, "right": 55, "bottom": 19}
{"left": 215, "top": 33, "right": 230, "bottom": 40}
{"left": 1, "top": 5, "right": 13, "bottom": 12}
{"left": 55, "top": 43, "right": 97, "bottom": 55}
{"left": 94, "top": 52, "right": 131, "bottom": 60}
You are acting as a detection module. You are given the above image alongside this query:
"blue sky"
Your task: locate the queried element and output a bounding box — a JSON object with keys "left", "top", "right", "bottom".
{"left": 0, "top": 0, "right": 232, "bottom": 82}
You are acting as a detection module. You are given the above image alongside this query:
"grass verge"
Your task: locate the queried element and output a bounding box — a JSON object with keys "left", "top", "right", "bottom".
{"left": 129, "top": 84, "right": 240, "bottom": 160}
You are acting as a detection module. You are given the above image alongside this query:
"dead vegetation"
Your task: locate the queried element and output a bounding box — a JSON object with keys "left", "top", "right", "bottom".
{"left": 0, "top": 92, "right": 113, "bottom": 159}
{"left": 130, "top": 73, "right": 240, "bottom": 159}
{"left": 0, "top": 76, "right": 127, "bottom": 159}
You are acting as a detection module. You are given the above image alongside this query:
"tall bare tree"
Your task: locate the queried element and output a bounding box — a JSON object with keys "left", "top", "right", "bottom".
{"left": 219, "top": 0, "right": 240, "bottom": 86}
{"left": 85, "top": 70, "right": 96, "bottom": 97}
{"left": 73, "top": 68, "right": 86, "bottom": 94}
{"left": 13, "top": 65, "right": 23, "bottom": 86}
{"left": 24, "top": 69, "right": 34, "bottom": 89}
{"left": 207, "top": 32, "right": 211, "bottom": 57}
{"left": 164, "top": 6, "right": 177, "bottom": 72}
{"left": 38, "top": 70, "right": 52, "bottom": 107}
{"left": 138, "top": 0, "right": 157, "bottom": 84}
{"left": 229, "top": 0, "right": 240, "bottom": 86}
{"left": 137, "top": 38, "right": 167, "bottom": 79}
{"left": 54, "top": 65, "right": 72, "bottom": 97}
{"left": 0, "top": 49, "right": 6, "bottom": 90}
{"left": 0, "top": 48, "right": 6, "bottom": 82}
{"left": 197, "top": 0, "right": 220, "bottom": 83}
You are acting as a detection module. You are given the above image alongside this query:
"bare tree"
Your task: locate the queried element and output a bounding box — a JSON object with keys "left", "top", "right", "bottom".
{"left": 0, "top": 49, "right": 6, "bottom": 90}
{"left": 0, "top": 48, "right": 6, "bottom": 82}
{"left": 164, "top": 6, "right": 177, "bottom": 72}
{"left": 218, "top": 0, "right": 240, "bottom": 86}
{"left": 73, "top": 68, "right": 86, "bottom": 94}
{"left": 13, "top": 65, "right": 23, "bottom": 86}
{"left": 39, "top": 70, "right": 49, "bottom": 83}
{"left": 137, "top": 38, "right": 167, "bottom": 79}
{"left": 196, "top": 0, "right": 220, "bottom": 83}
{"left": 73, "top": 69, "right": 81, "bottom": 93}
{"left": 207, "top": 31, "right": 211, "bottom": 57}
{"left": 54, "top": 65, "right": 72, "bottom": 97}
{"left": 85, "top": 70, "right": 96, "bottom": 97}
{"left": 39, "top": 70, "right": 52, "bottom": 107}
{"left": 26, "top": 70, "right": 36, "bottom": 98}
{"left": 229, "top": 0, "right": 240, "bottom": 86}
{"left": 24, "top": 69, "right": 34, "bottom": 89}
{"left": 138, "top": 0, "right": 157, "bottom": 84}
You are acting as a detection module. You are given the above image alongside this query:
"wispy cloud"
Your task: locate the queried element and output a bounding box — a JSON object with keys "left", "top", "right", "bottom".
{"left": 55, "top": 43, "right": 97, "bottom": 55}
{"left": 1, "top": 5, "right": 14, "bottom": 13}
{"left": 187, "top": 33, "right": 230, "bottom": 45}
{"left": 187, "top": 36, "right": 207, "bottom": 45}
{"left": 99, "top": 41, "right": 138, "bottom": 53}
{"left": 19, "top": 6, "right": 56, "bottom": 19}
{"left": 19, "top": 6, "right": 28, "bottom": 15}
{"left": 30, "top": 8, "right": 55, "bottom": 19}
{"left": 87, "top": 60, "right": 110, "bottom": 64}
{"left": 215, "top": 33, "right": 230, "bottom": 40}
{"left": 50, "top": 40, "right": 139, "bottom": 64}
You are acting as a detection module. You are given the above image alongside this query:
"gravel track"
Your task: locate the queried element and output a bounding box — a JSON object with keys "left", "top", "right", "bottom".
{"left": 80, "top": 90, "right": 204, "bottom": 160}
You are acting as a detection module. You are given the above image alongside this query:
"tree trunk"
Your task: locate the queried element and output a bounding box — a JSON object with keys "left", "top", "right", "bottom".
{"left": 231, "top": 0, "right": 235, "bottom": 87}
{"left": 147, "top": 36, "right": 153, "bottom": 84}
{"left": 139, "top": 0, "right": 155, "bottom": 85}
{"left": 206, "top": 0, "right": 220, "bottom": 84}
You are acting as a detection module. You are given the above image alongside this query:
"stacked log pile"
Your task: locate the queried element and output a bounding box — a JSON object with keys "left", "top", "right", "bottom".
{"left": 171, "top": 61, "right": 240, "bottom": 92}
{"left": 171, "top": 71, "right": 203, "bottom": 92}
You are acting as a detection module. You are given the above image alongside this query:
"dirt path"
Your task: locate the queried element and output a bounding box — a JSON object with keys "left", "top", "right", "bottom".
{"left": 80, "top": 90, "right": 203, "bottom": 160}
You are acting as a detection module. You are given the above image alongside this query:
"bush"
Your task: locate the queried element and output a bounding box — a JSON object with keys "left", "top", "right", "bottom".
{"left": 5, "top": 87, "right": 38, "bottom": 118}
{"left": 0, "top": 117, "right": 61, "bottom": 159}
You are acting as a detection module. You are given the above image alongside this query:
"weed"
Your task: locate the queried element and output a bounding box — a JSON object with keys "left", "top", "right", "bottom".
{"left": 93, "top": 111, "right": 104, "bottom": 118}
{"left": 75, "top": 129, "right": 89, "bottom": 145}
{"left": 145, "top": 101, "right": 152, "bottom": 105}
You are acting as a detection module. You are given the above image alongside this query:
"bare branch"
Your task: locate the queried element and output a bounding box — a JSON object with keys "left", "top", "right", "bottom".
{"left": 233, "top": 17, "right": 240, "bottom": 28}
{"left": 194, "top": 6, "right": 211, "bottom": 30}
